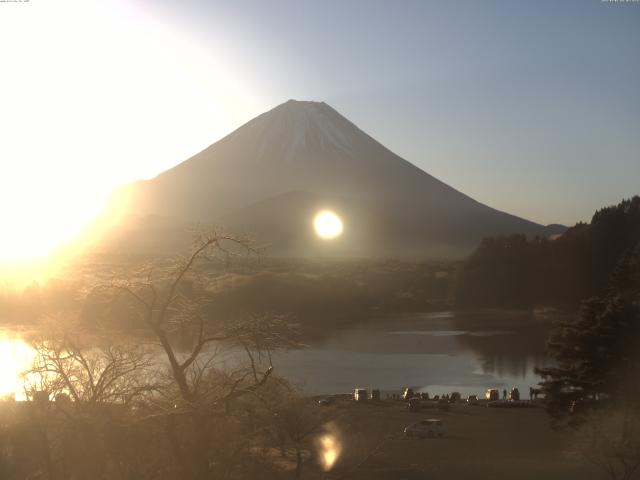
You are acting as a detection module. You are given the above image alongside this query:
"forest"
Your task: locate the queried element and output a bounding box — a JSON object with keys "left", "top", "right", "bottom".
{"left": 456, "top": 197, "right": 640, "bottom": 308}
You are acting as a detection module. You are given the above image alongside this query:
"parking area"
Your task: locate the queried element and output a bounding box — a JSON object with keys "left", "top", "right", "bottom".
{"left": 316, "top": 399, "right": 600, "bottom": 480}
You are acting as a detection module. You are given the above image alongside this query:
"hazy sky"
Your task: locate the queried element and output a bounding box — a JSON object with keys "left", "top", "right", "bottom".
{"left": 155, "top": 0, "right": 639, "bottom": 227}
{"left": 1, "top": 0, "right": 639, "bottom": 257}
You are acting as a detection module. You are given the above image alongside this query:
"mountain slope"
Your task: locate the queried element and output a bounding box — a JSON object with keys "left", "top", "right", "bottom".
{"left": 108, "top": 100, "right": 561, "bottom": 257}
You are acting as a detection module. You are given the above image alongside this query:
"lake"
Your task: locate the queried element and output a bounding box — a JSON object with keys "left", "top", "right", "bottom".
{"left": 0, "top": 309, "right": 557, "bottom": 400}
{"left": 270, "top": 310, "right": 555, "bottom": 398}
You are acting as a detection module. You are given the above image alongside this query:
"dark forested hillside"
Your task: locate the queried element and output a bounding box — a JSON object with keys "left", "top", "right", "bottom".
{"left": 455, "top": 196, "right": 640, "bottom": 308}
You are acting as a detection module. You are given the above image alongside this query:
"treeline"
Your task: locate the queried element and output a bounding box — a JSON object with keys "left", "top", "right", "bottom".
{"left": 0, "top": 280, "right": 78, "bottom": 324}
{"left": 456, "top": 196, "right": 640, "bottom": 308}
{"left": 199, "top": 265, "right": 451, "bottom": 337}
{"left": 2, "top": 260, "right": 454, "bottom": 338}
{"left": 80, "top": 265, "right": 452, "bottom": 340}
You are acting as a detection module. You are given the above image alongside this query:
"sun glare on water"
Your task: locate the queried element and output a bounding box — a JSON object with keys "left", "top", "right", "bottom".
{"left": 313, "top": 210, "right": 344, "bottom": 239}
{"left": 0, "top": 334, "right": 36, "bottom": 400}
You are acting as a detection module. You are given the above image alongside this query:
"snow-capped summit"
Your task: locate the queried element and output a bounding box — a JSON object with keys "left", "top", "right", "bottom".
{"left": 234, "top": 100, "right": 354, "bottom": 163}
{"left": 113, "top": 100, "right": 562, "bottom": 257}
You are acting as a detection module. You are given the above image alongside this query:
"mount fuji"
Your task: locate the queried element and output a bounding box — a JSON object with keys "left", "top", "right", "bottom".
{"left": 105, "top": 100, "right": 563, "bottom": 257}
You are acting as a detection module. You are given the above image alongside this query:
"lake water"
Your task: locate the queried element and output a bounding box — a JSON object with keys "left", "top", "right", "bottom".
{"left": 0, "top": 328, "right": 38, "bottom": 399}
{"left": 0, "top": 309, "right": 556, "bottom": 400}
{"left": 270, "top": 310, "right": 554, "bottom": 398}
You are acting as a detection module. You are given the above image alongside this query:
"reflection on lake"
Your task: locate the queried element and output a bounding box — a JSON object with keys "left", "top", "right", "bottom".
{"left": 0, "top": 310, "right": 558, "bottom": 401}
{"left": 271, "top": 310, "right": 555, "bottom": 398}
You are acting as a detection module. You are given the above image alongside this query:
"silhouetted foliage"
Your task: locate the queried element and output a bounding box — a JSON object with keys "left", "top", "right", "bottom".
{"left": 536, "top": 243, "right": 640, "bottom": 425}
{"left": 456, "top": 196, "right": 640, "bottom": 308}
{"left": 0, "top": 235, "right": 327, "bottom": 480}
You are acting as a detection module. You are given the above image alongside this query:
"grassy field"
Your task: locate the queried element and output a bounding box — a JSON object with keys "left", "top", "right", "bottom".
{"left": 309, "top": 399, "right": 600, "bottom": 480}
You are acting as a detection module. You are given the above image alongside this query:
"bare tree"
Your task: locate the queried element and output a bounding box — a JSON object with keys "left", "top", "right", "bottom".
{"left": 92, "top": 232, "right": 299, "bottom": 479}
{"left": 19, "top": 317, "right": 160, "bottom": 480}
{"left": 28, "top": 321, "right": 155, "bottom": 406}
{"left": 6, "top": 233, "right": 300, "bottom": 480}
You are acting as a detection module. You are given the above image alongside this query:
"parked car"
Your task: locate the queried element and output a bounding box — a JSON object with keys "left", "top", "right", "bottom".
{"left": 318, "top": 397, "right": 335, "bottom": 406}
{"left": 467, "top": 394, "right": 479, "bottom": 405}
{"left": 485, "top": 389, "right": 500, "bottom": 401}
{"left": 354, "top": 389, "right": 368, "bottom": 402}
{"left": 404, "top": 419, "right": 445, "bottom": 438}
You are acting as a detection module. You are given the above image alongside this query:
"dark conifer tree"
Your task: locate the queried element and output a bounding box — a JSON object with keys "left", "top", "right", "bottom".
{"left": 536, "top": 243, "right": 640, "bottom": 425}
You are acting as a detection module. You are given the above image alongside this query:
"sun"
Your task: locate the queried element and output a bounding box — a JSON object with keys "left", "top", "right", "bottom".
{"left": 314, "top": 210, "right": 344, "bottom": 239}
{"left": 0, "top": 0, "right": 259, "bottom": 271}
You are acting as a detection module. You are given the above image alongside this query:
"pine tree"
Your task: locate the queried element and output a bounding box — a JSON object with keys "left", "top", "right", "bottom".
{"left": 536, "top": 244, "right": 640, "bottom": 425}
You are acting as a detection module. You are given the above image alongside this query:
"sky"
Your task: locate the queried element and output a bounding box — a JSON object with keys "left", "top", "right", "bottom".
{"left": 0, "top": 0, "right": 639, "bottom": 260}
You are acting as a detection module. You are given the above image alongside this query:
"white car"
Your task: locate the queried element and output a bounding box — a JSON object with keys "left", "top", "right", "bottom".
{"left": 404, "top": 419, "right": 445, "bottom": 438}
